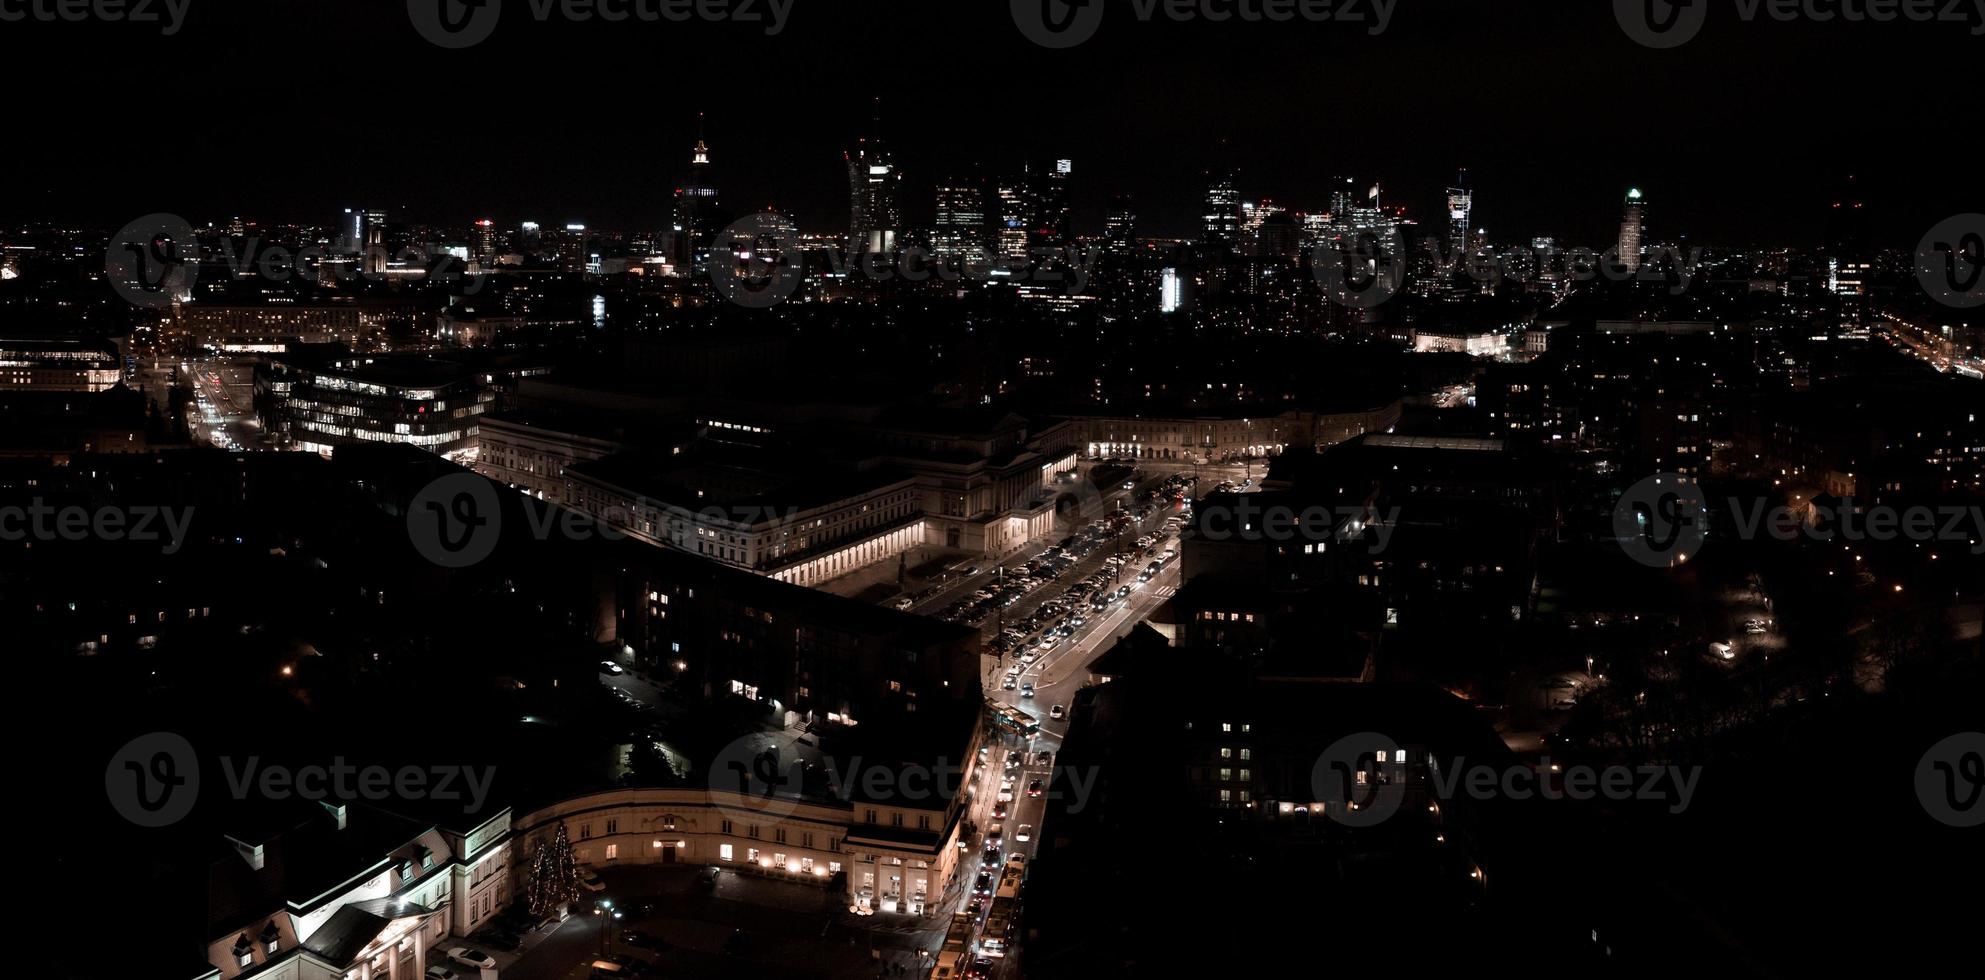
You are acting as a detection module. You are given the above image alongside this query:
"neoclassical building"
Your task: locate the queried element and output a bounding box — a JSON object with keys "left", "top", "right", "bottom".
{"left": 189, "top": 802, "right": 512, "bottom": 980}
{"left": 514, "top": 766, "right": 990, "bottom": 918}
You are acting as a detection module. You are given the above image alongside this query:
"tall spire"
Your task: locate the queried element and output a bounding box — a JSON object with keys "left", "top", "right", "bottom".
{"left": 691, "top": 111, "right": 710, "bottom": 167}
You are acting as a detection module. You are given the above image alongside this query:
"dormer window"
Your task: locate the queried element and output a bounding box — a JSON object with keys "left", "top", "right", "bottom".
{"left": 232, "top": 935, "right": 254, "bottom": 967}
{"left": 259, "top": 921, "right": 281, "bottom": 955}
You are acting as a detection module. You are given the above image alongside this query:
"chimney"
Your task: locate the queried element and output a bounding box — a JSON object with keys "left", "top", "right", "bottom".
{"left": 224, "top": 835, "right": 266, "bottom": 871}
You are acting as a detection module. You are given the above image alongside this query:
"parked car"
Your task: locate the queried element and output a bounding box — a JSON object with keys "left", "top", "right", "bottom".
{"left": 697, "top": 865, "right": 722, "bottom": 888}
{"left": 424, "top": 968, "right": 458, "bottom": 980}
{"left": 598, "top": 660, "right": 624, "bottom": 675}
{"left": 447, "top": 948, "right": 496, "bottom": 970}
{"left": 579, "top": 869, "right": 606, "bottom": 892}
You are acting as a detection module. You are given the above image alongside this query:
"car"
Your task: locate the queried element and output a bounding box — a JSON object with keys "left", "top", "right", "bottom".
{"left": 966, "top": 895, "right": 986, "bottom": 916}
{"left": 1027, "top": 779, "right": 1044, "bottom": 798}
{"left": 1020, "top": 683, "right": 1035, "bottom": 698}
{"left": 621, "top": 929, "right": 662, "bottom": 949}
{"left": 997, "top": 782, "right": 1015, "bottom": 803}
{"left": 1016, "top": 824, "right": 1033, "bottom": 842}
{"left": 599, "top": 953, "right": 653, "bottom": 975}
{"left": 975, "top": 871, "right": 996, "bottom": 895}
{"left": 1050, "top": 704, "right": 1066, "bottom": 720}
{"left": 447, "top": 948, "right": 496, "bottom": 970}
{"left": 579, "top": 869, "right": 606, "bottom": 892}
{"left": 893, "top": 597, "right": 915, "bottom": 610}
{"left": 1006, "top": 751, "right": 1022, "bottom": 770}
{"left": 598, "top": 660, "right": 625, "bottom": 675}
{"left": 697, "top": 865, "right": 722, "bottom": 887}
{"left": 967, "top": 959, "right": 994, "bottom": 980}
{"left": 992, "top": 799, "right": 1009, "bottom": 818}
{"left": 1001, "top": 677, "right": 1017, "bottom": 691}
{"left": 1035, "top": 749, "right": 1053, "bottom": 765}
{"left": 425, "top": 968, "right": 458, "bottom": 980}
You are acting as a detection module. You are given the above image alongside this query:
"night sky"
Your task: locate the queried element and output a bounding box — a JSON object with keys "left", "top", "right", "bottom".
{"left": 3, "top": 0, "right": 1971, "bottom": 247}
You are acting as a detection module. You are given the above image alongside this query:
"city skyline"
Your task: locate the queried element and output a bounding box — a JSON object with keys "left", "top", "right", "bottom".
{"left": 4, "top": 2, "right": 1972, "bottom": 246}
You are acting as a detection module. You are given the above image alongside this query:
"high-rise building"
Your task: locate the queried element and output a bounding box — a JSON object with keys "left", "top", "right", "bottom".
{"left": 1326, "top": 176, "right": 1359, "bottom": 224}
{"left": 1445, "top": 170, "right": 1473, "bottom": 258}
{"left": 472, "top": 219, "right": 496, "bottom": 269}
{"left": 673, "top": 115, "right": 724, "bottom": 275}
{"left": 933, "top": 178, "right": 987, "bottom": 261}
{"left": 1619, "top": 188, "right": 1646, "bottom": 272}
{"left": 343, "top": 208, "right": 388, "bottom": 274}
{"left": 846, "top": 105, "right": 902, "bottom": 255}
{"left": 996, "top": 179, "right": 1032, "bottom": 260}
{"left": 1203, "top": 167, "right": 1240, "bottom": 248}
{"left": 1105, "top": 195, "right": 1136, "bottom": 250}
{"left": 1030, "top": 159, "right": 1073, "bottom": 248}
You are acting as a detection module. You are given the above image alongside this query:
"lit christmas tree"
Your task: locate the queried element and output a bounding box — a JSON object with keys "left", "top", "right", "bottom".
{"left": 525, "top": 822, "right": 580, "bottom": 918}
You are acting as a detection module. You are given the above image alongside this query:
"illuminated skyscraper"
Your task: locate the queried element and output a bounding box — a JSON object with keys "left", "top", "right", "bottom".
{"left": 846, "top": 104, "right": 902, "bottom": 255}
{"left": 997, "top": 179, "right": 1032, "bottom": 260}
{"left": 1030, "top": 159, "right": 1073, "bottom": 248}
{"left": 1445, "top": 170, "right": 1473, "bottom": 258}
{"left": 472, "top": 219, "right": 496, "bottom": 269}
{"left": 673, "top": 114, "right": 723, "bottom": 274}
{"left": 1619, "top": 188, "right": 1646, "bottom": 272}
{"left": 933, "top": 178, "right": 987, "bottom": 261}
{"left": 1105, "top": 195, "right": 1136, "bottom": 251}
{"left": 1203, "top": 166, "right": 1240, "bottom": 248}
